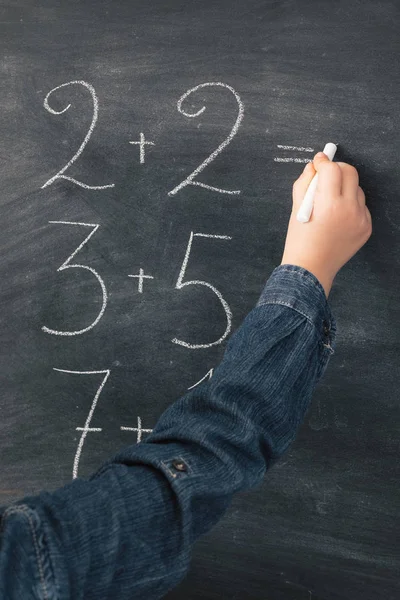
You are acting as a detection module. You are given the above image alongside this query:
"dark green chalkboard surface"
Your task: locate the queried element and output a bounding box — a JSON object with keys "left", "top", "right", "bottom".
{"left": 0, "top": 1, "right": 399, "bottom": 598}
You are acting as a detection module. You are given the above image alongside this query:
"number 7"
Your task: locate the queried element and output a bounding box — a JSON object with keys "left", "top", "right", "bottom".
{"left": 53, "top": 368, "right": 110, "bottom": 479}
{"left": 172, "top": 232, "right": 232, "bottom": 349}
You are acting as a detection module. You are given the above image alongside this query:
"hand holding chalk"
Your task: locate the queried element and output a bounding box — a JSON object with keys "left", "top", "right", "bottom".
{"left": 296, "top": 143, "right": 337, "bottom": 223}
{"left": 281, "top": 148, "right": 372, "bottom": 297}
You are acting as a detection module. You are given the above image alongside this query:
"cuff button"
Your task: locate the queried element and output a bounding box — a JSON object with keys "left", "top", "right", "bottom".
{"left": 323, "top": 320, "right": 330, "bottom": 335}
{"left": 171, "top": 459, "right": 188, "bottom": 472}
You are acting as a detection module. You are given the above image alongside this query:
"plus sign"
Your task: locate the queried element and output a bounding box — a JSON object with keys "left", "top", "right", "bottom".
{"left": 128, "top": 268, "right": 154, "bottom": 293}
{"left": 129, "top": 132, "right": 155, "bottom": 164}
{"left": 121, "top": 417, "right": 153, "bottom": 443}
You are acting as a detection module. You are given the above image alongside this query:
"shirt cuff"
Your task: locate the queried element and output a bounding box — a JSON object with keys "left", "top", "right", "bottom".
{"left": 257, "top": 264, "right": 336, "bottom": 349}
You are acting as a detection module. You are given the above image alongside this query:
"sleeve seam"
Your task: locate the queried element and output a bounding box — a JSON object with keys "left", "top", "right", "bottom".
{"left": 2, "top": 505, "right": 50, "bottom": 600}
{"left": 256, "top": 300, "right": 322, "bottom": 334}
{"left": 277, "top": 266, "right": 325, "bottom": 289}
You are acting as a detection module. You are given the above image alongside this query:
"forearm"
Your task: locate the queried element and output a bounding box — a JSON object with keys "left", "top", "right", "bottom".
{"left": 0, "top": 265, "right": 336, "bottom": 600}
{"left": 125, "top": 265, "right": 335, "bottom": 510}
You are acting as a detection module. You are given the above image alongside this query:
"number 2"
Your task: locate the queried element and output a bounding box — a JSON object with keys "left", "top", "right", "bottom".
{"left": 42, "top": 80, "right": 115, "bottom": 191}
{"left": 172, "top": 232, "right": 232, "bottom": 349}
{"left": 168, "top": 82, "right": 244, "bottom": 196}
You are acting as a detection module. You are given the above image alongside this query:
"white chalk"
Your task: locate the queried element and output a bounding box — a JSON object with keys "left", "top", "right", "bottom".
{"left": 121, "top": 417, "right": 153, "bottom": 444}
{"left": 296, "top": 143, "right": 337, "bottom": 223}
{"left": 53, "top": 368, "right": 110, "bottom": 479}
{"left": 168, "top": 82, "right": 244, "bottom": 196}
{"left": 42, "top": 221, "right": 107, "bottom": 336}
{"left": 172, "top": 232, "right": 232, "bottom": 349}
{"left": 42, "top": 80, "right": 115, "bottom": 190}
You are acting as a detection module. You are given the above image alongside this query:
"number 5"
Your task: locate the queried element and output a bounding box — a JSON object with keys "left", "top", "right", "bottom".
{"left": 172, "top": 232, "right": 232, "bottom": 349}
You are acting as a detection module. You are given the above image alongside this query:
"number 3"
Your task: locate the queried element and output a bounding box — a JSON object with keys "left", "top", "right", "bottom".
{"left": 42, "top": 221, "right": 107, "bottom": 336}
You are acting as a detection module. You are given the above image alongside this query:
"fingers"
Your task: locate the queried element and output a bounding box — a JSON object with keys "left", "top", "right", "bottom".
{"left": 336, "top": 162, "right": 359, "bottom": 197}
{"left": 292, "top": 161, "right": 316, "bottom": 206}
{"left": 293, "top": 152, "right": 365, "bottom": 212}
{"left": 314, "top": 152, "right": 342, "bottom": 196}
{"left": 359, "top": 190, "right": 372, "bottom": 236}
{"left": 357, "top": 186, "right": 366, "bottom": 206}
{"left": 365, "top": 206, "right": 372, "bottom": 226}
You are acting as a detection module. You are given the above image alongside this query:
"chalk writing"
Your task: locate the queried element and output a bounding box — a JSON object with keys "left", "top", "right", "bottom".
{"left": 129, "top": 132, "right": 155, "bottom": 164}
{"left": 172, "top": 232, "right": 232, "bottom": 349}
{"left": 274, "top": 157, "right": 312, "bottom": 163}
{"left": 42, "top": 80, "right": 115, "bottom": 190}
{"left": 42, "top": 221, "right": 107, "bottom": 336}
{"left": 121, "top": 417, "right": 153, "bottom": 443}
{"left": 53, "top": 368, "right": 110, "bottom": 479}
{"left": 277, "top": 145, "right": 314, "bottom": 152}
{"left": 128, "top": 268, "right": 155, "bottom": 293}
{"left": 168, "top": 82, "right": 244, "bottom": 196}
{"left": 274, "top": 144, "right": 314, "bottom": 163}
{"left": 188, "top": 368, "right": 214, "bottom": 390}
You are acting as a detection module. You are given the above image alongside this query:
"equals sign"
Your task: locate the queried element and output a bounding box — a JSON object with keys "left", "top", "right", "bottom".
{"left": 274, "top": 145, "right": 314, "bottom": 163}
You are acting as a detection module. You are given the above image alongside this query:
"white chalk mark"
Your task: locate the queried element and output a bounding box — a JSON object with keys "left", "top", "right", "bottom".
{"left": 42, "top": 221, "right": 107, "bottom": 336}
{"left": 42, "top": 80, "right": 115, "bottom": 190}
{"left": 172, "top": 232, "right": 232, "bottom": 349}
{"left": 129, "top": 132, "right": 155, "bottom": 164}
{"left": 275, "top": 144, "right": 314, "bottom": 164}
{"left": 53, "top": 368, "right": 110, "bottom": 479}
{"left": 277, "top": 145, "right": 314, "bottom": 152}
{"left": 76, "top": 427, "right": 102, "bottom": 432}
{"left": 128, "top": 268, "right": 154, "bottom": 293}
{"left": 188, "top": 368, "right": 214, "bottom": 390}
{"left": 194, "top": 233, "right": 231, "bottom": 239}
{"left": 121, "top": 417, "right": 153, "bottom": 443}
{"left": 190, "top": 181, "right": 240, "bottom": 194}
{"left": 168, "top": 82, "right": 244, "bottom": 196}
{"left": 274, "top": 157, "right": 312, "bottom": 163}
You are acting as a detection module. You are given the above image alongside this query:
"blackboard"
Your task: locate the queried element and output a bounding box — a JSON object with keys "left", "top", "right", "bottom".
{"left": 1, "top": 1, "right": 399, "bottom": 599}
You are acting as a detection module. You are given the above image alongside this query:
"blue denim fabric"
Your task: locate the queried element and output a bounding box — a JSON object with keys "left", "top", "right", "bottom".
{"left": 0, "top": 265, "right": 336, "bottom": 600}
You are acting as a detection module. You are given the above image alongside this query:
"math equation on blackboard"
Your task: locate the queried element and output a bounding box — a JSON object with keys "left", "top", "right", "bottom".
{"left": 41, "top": 79, "right": 314, "bottom": 478}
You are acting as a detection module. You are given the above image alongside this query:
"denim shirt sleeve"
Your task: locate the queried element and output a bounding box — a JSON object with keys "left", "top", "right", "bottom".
{"left": 0, "top": 265, "right": 336, "bottom": 600}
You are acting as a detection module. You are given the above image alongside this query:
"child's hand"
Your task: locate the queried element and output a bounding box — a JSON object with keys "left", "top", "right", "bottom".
{"left": 281, "top": 152, "right": 372, "bottom": 297}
